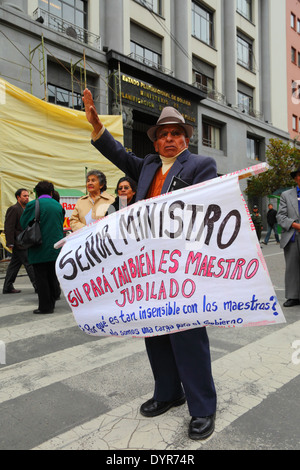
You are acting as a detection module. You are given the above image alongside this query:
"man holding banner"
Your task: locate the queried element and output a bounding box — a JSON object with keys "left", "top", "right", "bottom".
{"left": 276, "top": 165, "right": 300, "bottom": 307}
{"left": 83, "top": 89, "right": 217, "bottom": 440}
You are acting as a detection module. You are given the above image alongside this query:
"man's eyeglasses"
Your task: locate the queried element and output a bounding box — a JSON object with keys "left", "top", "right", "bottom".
{"left": 156, "top": 130, "right": 186, "bottom": 140}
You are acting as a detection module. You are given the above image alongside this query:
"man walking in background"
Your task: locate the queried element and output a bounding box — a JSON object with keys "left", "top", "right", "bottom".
{"left": 277, "top": 165, "right": 300, "bottom": 307}
{"left": 251, "top": 205, "right": 263, "bottom": 241}
{"left": 2, "top": 188, "right": 36, "bottom": 294}
{"left": 262, "top": 203, "right": 280, "bottom": 245}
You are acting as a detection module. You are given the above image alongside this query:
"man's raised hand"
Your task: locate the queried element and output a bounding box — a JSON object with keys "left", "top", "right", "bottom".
{"left": 83, "top": 88, "right": 103, "bottom": 134}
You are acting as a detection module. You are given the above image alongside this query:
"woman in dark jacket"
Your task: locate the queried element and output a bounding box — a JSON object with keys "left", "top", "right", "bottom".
{"left": 106, "top": 176, "right": 137, "bottom": 215}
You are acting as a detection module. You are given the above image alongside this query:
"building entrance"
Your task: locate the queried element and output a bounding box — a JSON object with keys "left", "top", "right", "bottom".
{"left": 132, "top": 110, "right": 156, "bottom": 157}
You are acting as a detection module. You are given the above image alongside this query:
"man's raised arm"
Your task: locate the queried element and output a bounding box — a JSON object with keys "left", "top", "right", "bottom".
{"left": 83, "top": 88, "right": 103, "bottom": 136}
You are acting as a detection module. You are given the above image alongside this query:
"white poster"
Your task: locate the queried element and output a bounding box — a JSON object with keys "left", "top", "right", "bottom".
{"left": 56, "top": 165, "right": 286, "bottom": 338}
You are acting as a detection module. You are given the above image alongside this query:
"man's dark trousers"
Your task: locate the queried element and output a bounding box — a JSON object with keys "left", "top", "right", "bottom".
{"left": 33, "top": 261, "right": 58, "bottom": 312}
{"left": 3, "top": 247, "right": 35, "bottom": 293}
{"left": 145, "top": 327, "right": 217, "bottom": 417}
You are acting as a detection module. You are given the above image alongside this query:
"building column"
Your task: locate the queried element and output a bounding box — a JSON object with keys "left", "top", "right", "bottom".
{"left": 1, "top": 1, "right": 27, "bottom": 13}
{"left": 105, "top": 0, "right": 124, "bottom": 53}
{"left": 260, "top": 0, "right": 272, "bottom": 123}
{"left": 223, "top": 0, "right": 237, "bottom": 106}
{"left": 174, "top": 0, "right": 190, "bottom": 83}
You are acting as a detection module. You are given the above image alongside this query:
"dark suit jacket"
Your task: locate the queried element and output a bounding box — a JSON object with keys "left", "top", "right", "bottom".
{"left": 277, "top": 187, "right": 299, "bottom": 249}
{"left": 92, "top": 129, "right": 217, "bottom": 200}
{"left": 4, "top": 202, "right": 24, "bottom": 248}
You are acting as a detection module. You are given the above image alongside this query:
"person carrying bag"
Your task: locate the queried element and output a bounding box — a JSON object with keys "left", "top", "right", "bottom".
{"left": 17, "top": 199, "right": 42, "bottom": 249}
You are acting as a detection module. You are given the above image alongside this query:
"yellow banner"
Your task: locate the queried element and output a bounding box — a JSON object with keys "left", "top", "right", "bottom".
{"left": 0, "top": 79, "right": 123, "bottom": 229}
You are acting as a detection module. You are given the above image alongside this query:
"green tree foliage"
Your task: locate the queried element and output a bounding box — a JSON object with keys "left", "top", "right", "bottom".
{"left": 246, "top": 139, "right": 300, "bottom": 197}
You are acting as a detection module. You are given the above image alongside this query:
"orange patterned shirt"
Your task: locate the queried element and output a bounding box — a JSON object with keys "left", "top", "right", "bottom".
{"left": 146, "top": 167, "right": 171, "bottom": 198}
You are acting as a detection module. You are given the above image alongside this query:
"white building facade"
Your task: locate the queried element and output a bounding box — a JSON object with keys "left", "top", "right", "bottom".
{"left": 0, "top": 0, "right": 290, "bottom": 199}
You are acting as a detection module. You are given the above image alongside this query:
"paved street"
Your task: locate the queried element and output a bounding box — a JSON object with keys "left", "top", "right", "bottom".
{"left": 0, "top": 238, "right": 299, "bottom": 451}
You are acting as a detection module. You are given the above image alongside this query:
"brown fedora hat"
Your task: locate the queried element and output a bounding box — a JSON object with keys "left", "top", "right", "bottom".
{"left": 290, "top": 165, "right": 300, "bottom": 178}
{"left": 147, "top": 106, "right": 194, "bottom": 142}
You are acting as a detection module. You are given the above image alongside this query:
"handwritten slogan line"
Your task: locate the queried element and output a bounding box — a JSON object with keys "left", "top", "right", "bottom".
{"left": 56, "top": 165, "right": 286, "bottom": 338}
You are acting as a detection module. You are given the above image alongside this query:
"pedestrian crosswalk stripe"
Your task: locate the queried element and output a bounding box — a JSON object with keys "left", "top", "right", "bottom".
{"left": 0, "top": 335, "right": 145, "bottom": 404}
{"left": 0, "top": 302, "right": 37, "bottom": 318}
{"left": 0, "top": 312, "right": 75, "bottom": 343}
{"left": 32, "top": 319, "right": 300, "bottom": 450}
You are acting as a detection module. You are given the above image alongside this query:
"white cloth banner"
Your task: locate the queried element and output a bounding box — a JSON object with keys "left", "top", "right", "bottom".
{"left": 56, "top": 167, "right": 286, "bottom": 338}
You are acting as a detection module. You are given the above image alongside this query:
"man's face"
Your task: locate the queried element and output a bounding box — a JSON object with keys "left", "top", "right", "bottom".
{"left": 295, "top": 172, "right": 300, "bottom": 188}
{"left": 17, "top": 191, "right": 29, "bottom": 208}
{"left": 153, "top": 124, "right": 189, "bottom": 158}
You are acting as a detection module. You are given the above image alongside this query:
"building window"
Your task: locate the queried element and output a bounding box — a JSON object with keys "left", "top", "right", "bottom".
{"left": 202, "top": 119, "right": 222, "bottom": 150}
{"left": 135, "top": 0, "right": 162, "bottom": 15}
{"left": 298, "top": 52, "right": 300, "bottom": 67}
{"left": 238, "top": 91, "right": 253, "bottom": 114}
{"left": 237, "top": 0, "right": 252, "bottom": 22}
{"left": 192, "top": 2, "right": 214, "bottom": 47}
{"left": 237, "top": 33, "right": 254, "bottom": 71}
{"left": 130, "top": 41, "right": 162, "bottom": 69}
{"left": 292, "top": 80, "right": 300, "bottom": 104}
{"left": 238, "top": 81, "right": 254, "bottom": 114}
{"left": 292, "top": 80, "right": 300, "bottom": 102}
{"left": 130, "top": 22, "right": 164, "bottom": 71}
{"left": 35, "top": 0, "right": 99, "bottom": 47}
{"left": 38, "top": 0, "right": 87, "bottom": 30}
{"left": 292, "top": 80, "right": 297, "bottom": 99}
{"left": 192, "top": 57, "right": 215, "bottom": 93}
{"left": 291, "top": 13, "right": 296, "bottom": 29}
{"left": 247, "top": 135, "right": 260, "bottom": 160}
{"left": 48, "top": 84, "right": 82, "bottom": 110}
{"left": 297, "top": 18, "right": 300, "bottom": 33}
{"left": 292, "top": 115, "right": 298, "bottom": 131}
{"left": 292, "top": 47, "right": 297, "bottom": 63}
{"left": 193, "top": 71, "right": 214, "bottom": 93}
